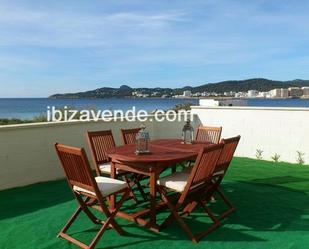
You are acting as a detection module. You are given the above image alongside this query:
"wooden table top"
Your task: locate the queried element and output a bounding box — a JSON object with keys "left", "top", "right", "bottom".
{"left": 150, "top": 139, "right": 212, "bottom": 153}
{"left": 107, "top": 139, "right": 212, "bottom": 164}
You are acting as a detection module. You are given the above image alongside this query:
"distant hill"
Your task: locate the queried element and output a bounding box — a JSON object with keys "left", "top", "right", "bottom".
{"left": 188, "top": 78, "right": 309, "bottom": 93}
{"left": 49, "top": 78, "right": 309, "bottom": 98}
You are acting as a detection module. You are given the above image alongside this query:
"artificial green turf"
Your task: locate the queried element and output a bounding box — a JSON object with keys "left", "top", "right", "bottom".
{"left": 1, "top": 157, "right": 309, "bottom": 249}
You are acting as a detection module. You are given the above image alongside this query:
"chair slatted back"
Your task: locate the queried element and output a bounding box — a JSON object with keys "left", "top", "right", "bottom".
{"left": 195, "top": 126, "right": 222, "bottom": 144}
{"left": 184, "top": 144, "right": 224, "bottom": 195}
{"left": 121, "top": 128, "right": 141, "bottom": 145}
{"left": 55, "top": 143, "right": 97, "bottom": 194}
{"left": 215, "top": 135, "right": 241, "bottom": 175}
{"left": 87, "top": 130, "right": 116, "bottom": 167}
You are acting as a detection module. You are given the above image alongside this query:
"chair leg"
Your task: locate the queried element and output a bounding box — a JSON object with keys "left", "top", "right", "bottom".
{"left": 182, "top": 201, "right": 198, "bottom": 216}
{"left": 158, "top": 187, "right": 222, "bottom": 243}
{"left": 58, "top": 204, "right": 97, "bottom": 249}
{"left": 58, "top": 189, "right": 130, "bottom": 249}
{"left": 89, "top": 201, "right": 128, "bottom": 249}
{"left": 160, "top": 213, "right": 174, "bottom": 229}
{"left": 134, "top": 174, "right": 149, "bottom": 202}
{"left": 123, "top": 173, "right": 148, "bottom": 203}
{"left": 59, "top": 217, "right": 111, "bottom": 249}
{"left": 194, "top": 220, "right": 221, "bottom": 243}
{"left": 88, "top": 218, "right": 112, "bottom": 249}
{"left": 215, "top": 187, "right": 236, "bottom": 220}
{"left": 198, "top": 199, "right": 220, "bottom": 224}
{"left": 158, "top": 188, "right": 196, "bottom": 242}
{"left": 189, "top": 199, "right": 221, "bottom": 243}
{"left": 75, "top": 195, "right": 101, "bottom": 224}
{"left": 123, "top": 175, "right": 139, "bottom": 203}
{"left": 106, "top": 189, "right": 130, "bottom": 235}
{"left": 58, "top": 206, "right": 83, "bottom": 237}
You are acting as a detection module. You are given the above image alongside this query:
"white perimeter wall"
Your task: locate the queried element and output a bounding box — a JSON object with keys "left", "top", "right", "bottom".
{"left": 0, "top": 116, "right": 186, "bottom": 190}
{"left": 191, "top": 106, "right": 309, "bottom": 164}
{"left": 2, "top": 107, "right": 308, "bottom": 191}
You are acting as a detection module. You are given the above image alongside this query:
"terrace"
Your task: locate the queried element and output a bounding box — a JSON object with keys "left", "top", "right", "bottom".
{"left": 1, "top": 106, "right": 309, "bottom": 249}
{"left": 1, "top": 158, "right": 309, "bottom": 249}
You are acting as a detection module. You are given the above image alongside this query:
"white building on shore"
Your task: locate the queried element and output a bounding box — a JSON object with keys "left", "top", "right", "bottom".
{"left": 270, "top": 88, "right": 289, "bottom": 98}
{"left": 270, "top": 89, "right": 281, "bottom": 98}
{"left": 288, "top": 87, "right": 303, "bottom": 97}
{"left": 258, "top": 91, "right": 269, "bottom": 98}
{"left": 183, "top": 90, "right": 192, "bottom": 97}
{"left": 281, "top": 88, "right": 289, "bottom": 98}
{"left": 302, "top": 87, "right": 309, "bottom": 96}
{"left": 247, "top": 90, "right": 259, "bottom": 98}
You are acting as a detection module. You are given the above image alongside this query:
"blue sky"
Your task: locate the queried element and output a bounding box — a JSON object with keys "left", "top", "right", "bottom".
{"left": 1, "top": 0, "right": 309, "bottom": 97}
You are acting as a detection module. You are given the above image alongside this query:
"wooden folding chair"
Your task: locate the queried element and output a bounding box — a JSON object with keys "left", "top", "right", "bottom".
{"left": 210, "top": 135, "right": 241, "bottom": 220}
{"left": 55, "top": 143, "right": 130, "bottom": 249}
{"left": 120, "top": 128, "right": 141, "bottom": 145}
{"left": 195, "top": 125, "right": 222, "bottom": 144}
{"left": 157, "top": 143, "right": 224, "bottom": 243}
{"left": 182, "top": 136, "right": 241, "bottom": 221}
{"left": 86, "top": 130, "right": 117, "bottom": 176}
{"left": 87, "top": 129, "right": 139, "bottom": 203}
{"left": 120, "top": 128, "right": 148, "bottom": 201}
{"left": 181, "top": 125, "right": 222, "bottom": 172}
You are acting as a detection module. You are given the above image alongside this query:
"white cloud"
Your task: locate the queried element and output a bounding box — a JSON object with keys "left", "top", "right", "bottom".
{"left": 0, "top": 2, "right": 186, "bottom": 48}
{"left": 1, "top": 0, "right": 309, "bottom": 97}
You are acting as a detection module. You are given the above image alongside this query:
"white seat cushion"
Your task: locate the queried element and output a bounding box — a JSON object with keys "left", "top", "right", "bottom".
{"left": 213, "top": 169, "right": 225, "bottom": 176}
{"left": 157, "top": 172, "right": 190, "bottom": 192}
{"left": 99, "top": 162, "right": 119, "bottom": 174}
{"left": 73, "top": 176, "right": 127, "bottom": 197}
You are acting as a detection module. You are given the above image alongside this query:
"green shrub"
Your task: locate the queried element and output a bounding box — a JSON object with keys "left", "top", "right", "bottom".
{"left": 296, "top": 151, "right": 305, "bottom": 165}
{"left": 256, "top": 149, "right": 263, "bottom": 160}
{"left": 271, "top": 153, "right": 281, "bottom": 163}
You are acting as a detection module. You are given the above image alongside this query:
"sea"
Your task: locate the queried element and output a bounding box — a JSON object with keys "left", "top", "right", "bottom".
{"left": 0, "top": 98, "right": 309, "bottom": 119}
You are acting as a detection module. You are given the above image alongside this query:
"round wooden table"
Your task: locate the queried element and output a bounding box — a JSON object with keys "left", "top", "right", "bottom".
{"left": 107, "top": 138, "right": 212, "bottom": 231}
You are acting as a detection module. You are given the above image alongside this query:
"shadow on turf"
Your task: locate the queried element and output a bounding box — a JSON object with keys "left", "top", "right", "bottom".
{"left": 60, "top": 179, "right": 309, "bottom": 248}
{"left": 1, "top": 174, "right": 308, "bottom": 248}
{"left": 250, "top": 176, "right": 308, "bottom": 185}
{"left": 0, "top": 179, "right": 73, "bottom": 220}
{"left": 66, "top": 222, "right": 265, "bottom": 249}
{"left": 212, "top": 180, "right": 309, "bottom": 232}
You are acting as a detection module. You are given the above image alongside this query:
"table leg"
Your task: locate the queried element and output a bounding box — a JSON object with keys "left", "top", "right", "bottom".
{"left": 110, "top": 161, "right": 116, "bottom": 210}
{"left": 149, "top": 171, "right": 157, "bottom": 229}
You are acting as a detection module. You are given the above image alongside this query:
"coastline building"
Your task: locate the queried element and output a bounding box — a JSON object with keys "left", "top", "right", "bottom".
{"left": 247, "top": 90, "right": 258, "bottom": 98}
{"left": 183, "top": 90, "right": 192, "bottom": 97}
{"left": 192, "top": 92, "right": 201, "bottom": 97}
{"left": 132, "top": 91, "right": 149, "bottom": 98}
{"left": 270, "top": 89, "right": 281, "bottom": 98}
{"left": 199, "top": 98, "right": 247, "bottom": 107}
{"left": 302, "top": 87, "right": 309, "bottom": 96}
{"left": 151, "top": 91, "right": 159, "bottom": 97}
{"left": 280, "top": 88, "right": 289, "bottom": 98}
{"left": 235, "top": 92, "right": 247, "bottom": 98}
{"left": 258, "top": 91, "right": 268, "bottom": 98}
{"left": 288, "top": 87, "right": 303, "bottom": 97}
{"left": 224, "top": 91, "right": 236, "bottom": 97}
{"left": 270, "top": 88, "right": 289, "bottom": 98}
{"left": 200, "top": 92, "right": 210, "bottom": 97}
